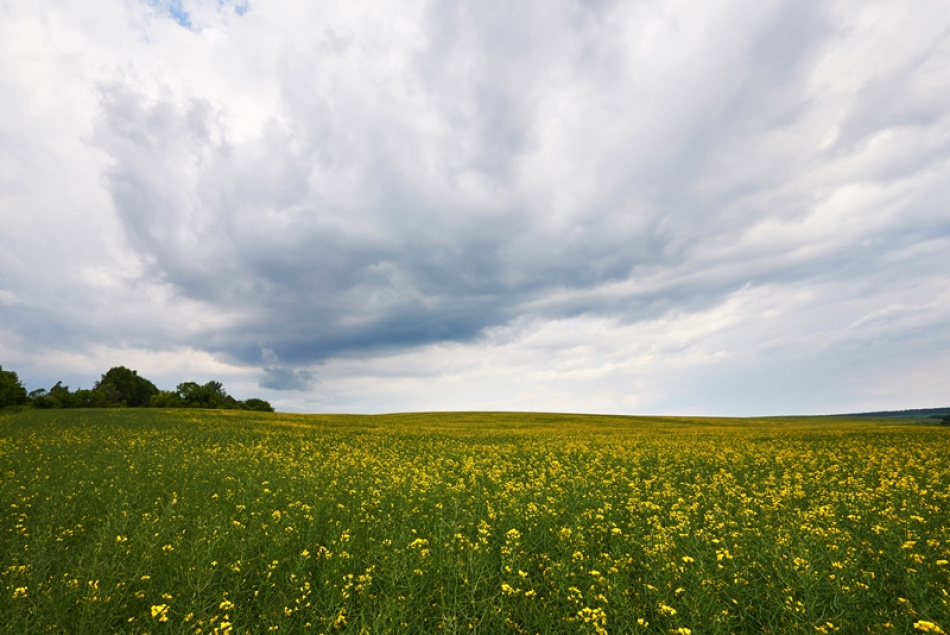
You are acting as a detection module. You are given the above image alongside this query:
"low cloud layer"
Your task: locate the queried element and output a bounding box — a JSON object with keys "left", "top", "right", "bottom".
{"left": 2, "top": 0, "right": 949, "bottom": 414}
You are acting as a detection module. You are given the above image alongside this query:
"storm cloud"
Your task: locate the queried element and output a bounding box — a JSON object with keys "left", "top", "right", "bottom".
{"left": 2, "top": 0, "right": 949, "bottom": 414}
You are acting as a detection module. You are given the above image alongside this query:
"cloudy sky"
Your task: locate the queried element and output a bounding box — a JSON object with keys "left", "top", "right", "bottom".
{"left": 1, "top": 0, "right": 949, "bottom": 415}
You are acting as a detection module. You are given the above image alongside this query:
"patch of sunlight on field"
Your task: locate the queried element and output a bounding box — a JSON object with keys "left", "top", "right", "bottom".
{"left": 0, "top": 408, "right": 948, "bottom": 633}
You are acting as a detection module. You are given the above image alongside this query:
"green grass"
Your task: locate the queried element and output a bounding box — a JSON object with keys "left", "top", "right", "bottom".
{"left": 0, "top": 408, "right": 948, "bottom": 634}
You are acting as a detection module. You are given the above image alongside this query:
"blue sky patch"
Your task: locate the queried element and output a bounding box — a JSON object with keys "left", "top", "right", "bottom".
{"left": 147, "top": 0, "right": 192, "bottom": 28}
{"left": 145, "top": 0, "right": 248, "bottom": 28}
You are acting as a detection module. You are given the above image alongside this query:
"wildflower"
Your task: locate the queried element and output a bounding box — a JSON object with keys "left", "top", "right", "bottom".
{"left": 914, "top": 622, "right": 946, "bottom": 634}
{"left": 12, "top": 587, "right": 27, "bottom": 598}
{"left": 576, "top": 607, "right": 608, "bottom": 635}
{"left": 658, "top": 602, "right": 677, "bottom": 616}
{"left": 333, "top": 609, "right": 347, "bottom": 629}
{"left": 150, "top": 604, "right": 169, "bottom": 622}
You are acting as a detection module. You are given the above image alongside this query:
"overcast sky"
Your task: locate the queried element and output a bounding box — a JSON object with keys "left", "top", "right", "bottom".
{"left": 1, "top": 0, "right": 949, "bottom": 415}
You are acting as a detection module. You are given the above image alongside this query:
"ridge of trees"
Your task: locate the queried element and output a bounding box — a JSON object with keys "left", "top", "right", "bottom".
{"left": 0, "top": 365, "right": 273, "bottom": 412}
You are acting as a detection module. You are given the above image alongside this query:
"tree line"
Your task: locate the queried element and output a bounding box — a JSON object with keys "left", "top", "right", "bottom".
{"left": 0, "top": 364, "right": 273, "bottom": 412}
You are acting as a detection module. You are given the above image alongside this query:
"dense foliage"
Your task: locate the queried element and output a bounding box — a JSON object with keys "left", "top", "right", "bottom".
{"left": 0, "top": 409, "right": 948, "bottom": 633}
{"left": 95, "top": 366, "right": 159, "bottom": 407}
{"left": 0, "top": 366, "right": 28, "bottom": 408}
{"left": 2, "top": 364, "right": 272, "bottom": 412}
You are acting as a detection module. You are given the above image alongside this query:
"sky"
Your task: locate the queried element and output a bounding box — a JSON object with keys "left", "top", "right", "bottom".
{"left": 1, "top": 0, "right": 949, "bottom": 416}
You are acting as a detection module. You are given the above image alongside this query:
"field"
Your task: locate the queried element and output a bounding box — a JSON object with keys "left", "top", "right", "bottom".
{"left": 0, "top": 409, "right": 948, "bottom": 634}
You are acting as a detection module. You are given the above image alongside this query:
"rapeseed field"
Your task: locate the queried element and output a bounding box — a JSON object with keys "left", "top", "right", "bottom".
{"left": 0, "top": 409, "right": 948, "bottom": 633}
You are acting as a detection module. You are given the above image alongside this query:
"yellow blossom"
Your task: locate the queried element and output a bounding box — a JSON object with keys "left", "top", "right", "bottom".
{"left": 150, "top": 604, "right": 169, "bottom": 622}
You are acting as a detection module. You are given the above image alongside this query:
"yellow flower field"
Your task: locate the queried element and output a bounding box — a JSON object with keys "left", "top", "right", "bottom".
{"left": 0, "top": 408, "right": 948, "bottom": 633}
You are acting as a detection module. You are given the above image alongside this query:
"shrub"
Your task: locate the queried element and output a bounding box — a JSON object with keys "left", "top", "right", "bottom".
{"left": 243, "top": 398, "right": 274, "bottom": 412}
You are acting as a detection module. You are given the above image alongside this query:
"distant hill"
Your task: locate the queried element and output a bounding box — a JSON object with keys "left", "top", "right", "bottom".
{"left": 832, "top": 407, "right": 950, "bottom": 418}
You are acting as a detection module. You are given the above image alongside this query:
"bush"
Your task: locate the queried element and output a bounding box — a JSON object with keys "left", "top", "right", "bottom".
{"left": 149, "top": 391, "right": 184, "bottom": 408}
{"left": 70, "top": 389, "right": 108, "bottom": 408}
{"left": 243, "top": 398, "right": 274, "bottom": 412}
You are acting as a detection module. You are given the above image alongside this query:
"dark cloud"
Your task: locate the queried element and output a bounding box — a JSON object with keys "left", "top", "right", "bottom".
{"left": 259, "top": 367, "right": 316, "bottom": 391}
{"left": 85, "top": 1, "right": 950, "bottom": 375}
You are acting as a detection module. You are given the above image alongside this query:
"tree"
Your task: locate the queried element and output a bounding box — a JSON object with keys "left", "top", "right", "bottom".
{"left": 149, "top": 390, "right": 183, "bottom": 408}
{"left": 71, "top": 389, "right": 108, "bottom": 408}
{"left": 176, "top": 381, "right": 204, "bottom": 407}
{"left": 177, "top": 380, "right": 234, "bottom": 409}
{"left": 48, "top": 381, "right": 72, "bottom": 407}
{"left": 243, "top": 398, "right": 274, "bottom": 412}
{"left": 0, "top": 365, "right": 28, "bottom": 407}
{"left": 94, "top": 366, "right": 158, "bottom": 407}
{"left": 30, "top": 382, "right": 67, "bottom": 409}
